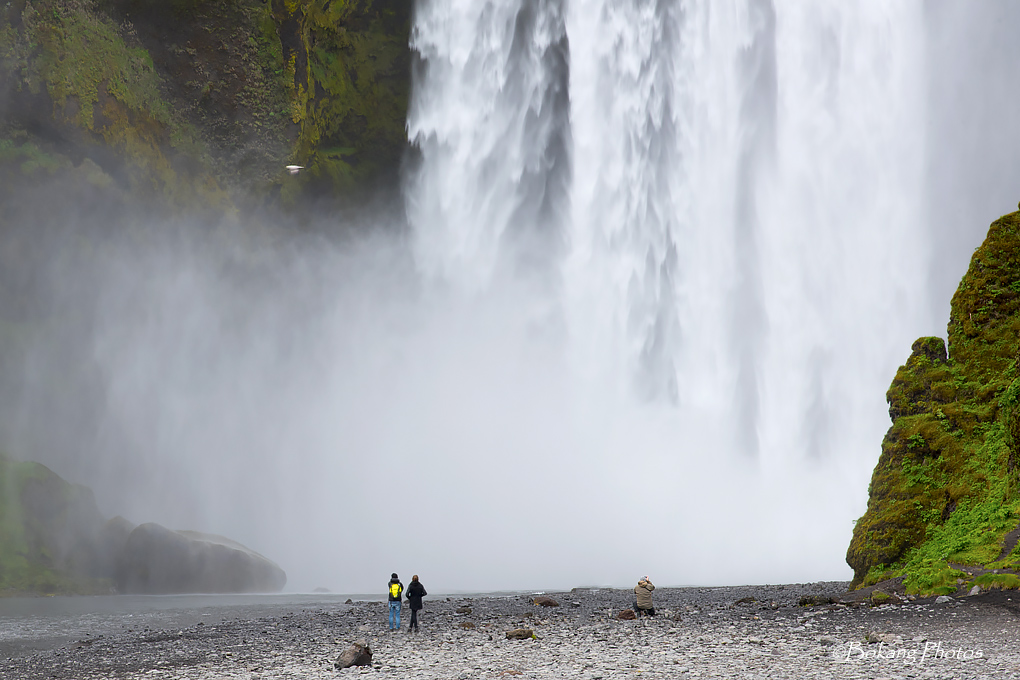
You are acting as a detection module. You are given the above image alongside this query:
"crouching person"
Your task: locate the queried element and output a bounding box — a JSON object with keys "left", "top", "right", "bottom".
{"left": 634, "top": 576, "right": 655, "bottom": 616}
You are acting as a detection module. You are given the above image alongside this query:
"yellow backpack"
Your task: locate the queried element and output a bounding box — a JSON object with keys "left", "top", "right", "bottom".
{"left": 389, "top": 582, "right": 402, "bottom": 599}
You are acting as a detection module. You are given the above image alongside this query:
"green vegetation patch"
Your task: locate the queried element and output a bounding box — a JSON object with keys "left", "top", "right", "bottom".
{"left": 973, "top": 572, "right": 1020, "bottom": 591}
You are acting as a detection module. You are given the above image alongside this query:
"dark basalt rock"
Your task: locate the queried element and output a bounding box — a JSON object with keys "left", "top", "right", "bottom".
{"left": 116, "top": 523, "right": 286, "bottom": 594}
{"left": 616, "top": 609, "right": 637, "bottom": 620}
{"left": 798, "top": 595, "right": 835, "bottom": 607}
{"left": 334, "top": 640, "right": 372, "bottom": 669}
{"left": 533, "top": 596, "right": 559, "bottom": 607}
{"left": 505, "top": 628, "right": 534, "bottom": 640}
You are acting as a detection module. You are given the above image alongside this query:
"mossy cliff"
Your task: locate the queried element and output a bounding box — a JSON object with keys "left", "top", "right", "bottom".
{"left": 0, "top": 0, "right": 412, "bottom": 216}
{"left": 848, "top": 206, "right": 1020, "bottom": 595}
{"left": 0, "top": 454, "right": 286, "bottom": 595}
{"left": 0, "top": 454, "right": 115, "bottom": 595}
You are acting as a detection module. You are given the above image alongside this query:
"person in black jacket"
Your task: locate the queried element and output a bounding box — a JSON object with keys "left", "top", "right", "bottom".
{"left": 405, "top": 575, "right": 427, "bottom": 633}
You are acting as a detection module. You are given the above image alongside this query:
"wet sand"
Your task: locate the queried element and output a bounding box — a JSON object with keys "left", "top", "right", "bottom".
{"left": 3, "top": 581, "right": 1019, "bottom": 679}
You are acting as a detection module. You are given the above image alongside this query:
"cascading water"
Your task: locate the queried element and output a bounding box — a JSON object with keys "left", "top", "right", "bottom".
{"left": 407, "top": 0, "right": 929, "bottom": 580}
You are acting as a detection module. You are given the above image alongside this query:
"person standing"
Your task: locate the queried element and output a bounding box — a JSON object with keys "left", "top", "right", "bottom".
{"left": 388, "top": 573, "right": 404, "bottom": 630}
{"left": 634, "top": 576, "right": 655, "bottom": 616}
{"left": 405, "top": 575, "right": 427, "bottom": 633}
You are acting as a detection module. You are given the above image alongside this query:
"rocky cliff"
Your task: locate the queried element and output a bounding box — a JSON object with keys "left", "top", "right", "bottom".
{"left": 848, "top": 206, "right": 1020, "bottom": 595}
{"left": 0, "top": 0, "right": 412, "bottom": 217}
{"left": 0, "top": 455, "right": 286, "bottom": 595}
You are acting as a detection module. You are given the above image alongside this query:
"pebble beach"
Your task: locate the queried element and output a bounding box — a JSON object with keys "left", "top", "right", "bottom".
{"left": 4, "top": 581, "right": 1020, "bottom": 679}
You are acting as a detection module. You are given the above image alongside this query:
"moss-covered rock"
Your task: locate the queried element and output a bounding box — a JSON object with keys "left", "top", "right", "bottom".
{"left": 0, "top": 0, "right": 232, "bottom": 214}
{"left": 848, "top": 208, "right": 1020, "bottom": 595}
{"left": 0, "top": 0, "right": 411, "bottom": 215}
{"left": 0, "top": 454, "right": 115, "bottom": 595}
{"left": 269, "top": 0, "right": 412, "bottom": 206}
{"left": 0, "top": 454, "right": 287, "bottom": 595}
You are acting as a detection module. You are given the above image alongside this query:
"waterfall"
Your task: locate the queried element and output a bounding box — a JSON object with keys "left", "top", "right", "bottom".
{"left": 10, "top": 0, "right": 1019, "bottom": 592}
{"left": 408, "top": 0, "right": 926, "bottom": 464}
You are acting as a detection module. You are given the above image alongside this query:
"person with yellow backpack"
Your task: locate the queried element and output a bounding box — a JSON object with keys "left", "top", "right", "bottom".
{"left": 387, "top": 573, "right": 404, "bottom": 630}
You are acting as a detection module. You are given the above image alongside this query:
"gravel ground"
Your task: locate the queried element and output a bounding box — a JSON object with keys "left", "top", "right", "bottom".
{"left": 3, "top": 581, "right": 1020, "bottom": 679}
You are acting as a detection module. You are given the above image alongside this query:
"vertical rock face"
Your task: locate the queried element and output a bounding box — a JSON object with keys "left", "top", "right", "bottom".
{"left": 0, "top": 0, "right": 413, "bottom": 214}
{"left": 848, "top": 208, "right": 1020, "bottom": 594}
{"left": 266, "top": 0, "right": 413, "bottom": 205}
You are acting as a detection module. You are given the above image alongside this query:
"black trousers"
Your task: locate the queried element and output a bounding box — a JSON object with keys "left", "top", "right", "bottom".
{"left": 410, "top": 607, "right": 421, "bottom": 630}
{"left": 634, "top": 603, "right": 655, "bottom": 617}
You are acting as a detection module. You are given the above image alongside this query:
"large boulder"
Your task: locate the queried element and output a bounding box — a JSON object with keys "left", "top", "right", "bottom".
{"left": 116, "top": 523, "right": 286, "bottom": 594}
{"left": 334, "top": 640, "right": 372, "bottom": 669}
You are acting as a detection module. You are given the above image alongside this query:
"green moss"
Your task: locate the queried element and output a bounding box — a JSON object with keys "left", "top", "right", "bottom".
{"left": 271, "top": 0, "right": 411, "bottom": 202}
{"left": 0, "top": 137, "right": 67, "bottom": 176}
{"left": 0, "top": 454, "right": 113, "bottom": 595}
{"left": 0, "top": 0, "right": 235, "bottom": 212}
{"left": 870, "top": 590, "right": 890, "bottom": 604}
{"left": 973, "top": 572, "right": 1020, "bottom": 590}
{"left": 30, "top": 5, "right": 169, "bottom": 131}
{"left": 849, "top": 211, "right": 1020, "bottom": 595}
{"left": 3, "top": 0, "right": 412, "bottom": 214}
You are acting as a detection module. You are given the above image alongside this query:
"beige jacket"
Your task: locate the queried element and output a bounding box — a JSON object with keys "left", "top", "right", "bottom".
{"left": 634, "top": 580, "right": 655, "bottom": 609}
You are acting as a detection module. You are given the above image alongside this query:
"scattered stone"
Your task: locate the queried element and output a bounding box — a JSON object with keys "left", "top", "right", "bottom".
{"left": 798, "top": 595, "right": 832, "bottom": 607}
{"left": 969, "top": 585, "right": 982, "bottom": 596}
{"left": 865, "top": 631, "right": 902, "bottom": 645}
{"left": 735, "top": 596, "right": 756, "bottom": 605}
{"left": 457, "top": 622, "right": 475, "bottom": 629}
{"left": 533, "top": 596, "right": 559, "bottom": 607}
{"left": 616, "top": 609, "right": 637, "bottom": 620}
{"left": 15, "top": 579, "right": 1016, "bottom": 680}
{"left": 345, "top": 598, "right": 353, "bottom": 604}
{"left": 334, "top": 640, "right": 372, "bottom": 669}
{"left": 456, "top": 606, "right": 472, "bottom": 615}
{"left": 935, "top": 595, "right": 953, "bottom": 604}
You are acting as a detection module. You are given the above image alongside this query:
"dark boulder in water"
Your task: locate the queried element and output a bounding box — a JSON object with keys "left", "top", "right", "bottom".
{"left": 116, "top": 523, "right": 286, "bottom": 594}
